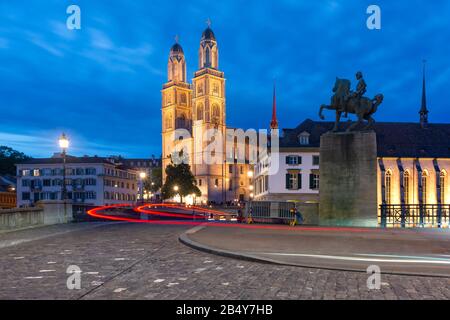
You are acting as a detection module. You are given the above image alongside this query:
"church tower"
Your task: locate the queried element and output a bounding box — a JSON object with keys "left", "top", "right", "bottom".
{"left": 191, "top": 22, "right": 227, "bottom": 202}
{"left": 161, "top": 39, "right": 193, "bottom": 182}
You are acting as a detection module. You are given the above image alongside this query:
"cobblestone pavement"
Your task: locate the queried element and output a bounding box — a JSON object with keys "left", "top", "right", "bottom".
{"left": 0, "top": 222, "right": 449, "bottom": 300}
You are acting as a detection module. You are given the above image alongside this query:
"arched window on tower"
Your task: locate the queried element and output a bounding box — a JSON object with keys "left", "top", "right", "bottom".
{"left": 205, "top": 104, "right": 210, "bottom": 122}
{"left": 440, "top": 170, "right": 447, "bottom": 203}
{"left": 165, "top": 113, "right": 172, "bottom": 130}
{"left": 180, "top": 93, "right": 187, "bottom": 105}
{"left": 212, "top": 104, "right": 220, "bottom": 124}
{"left": 176, "top": 113, "right": 186, "bottom": 129}
{"left": 205, "top": 47, "right": 210, "bottom": 67}
{"left": 422, "top": 171, "right": 428, "bottom": 204}
{"left": 196, "top": 103, "right": 204, "bottom": 121}
{"left": 385, "top": 170, "right": 392, "bottom": 205}
{"left": 404, "top": 170, "right": 410, "bottom": 204}
{"left": 212, "top": 83, "right": 219, "bottom": 96}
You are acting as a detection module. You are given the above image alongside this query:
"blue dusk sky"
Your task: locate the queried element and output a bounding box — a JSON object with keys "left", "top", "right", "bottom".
{"left": 0, "top": 1, "right": 449, "bottom": 158}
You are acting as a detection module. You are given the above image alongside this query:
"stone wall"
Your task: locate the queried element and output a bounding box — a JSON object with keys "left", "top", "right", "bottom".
{"left": 0, "top": 201, "right": 73, "bottom": 231}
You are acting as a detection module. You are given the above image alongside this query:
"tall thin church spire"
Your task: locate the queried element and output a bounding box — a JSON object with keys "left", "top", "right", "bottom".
{"left": 270, "top": 82, "right": 278, "bottom": 130}
{"left": 420, "top": 60, "right": 429, "bottom": 128}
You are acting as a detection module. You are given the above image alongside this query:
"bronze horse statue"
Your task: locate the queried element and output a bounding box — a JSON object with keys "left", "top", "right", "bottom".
{"left": 319, "top": 77, "right": 384, "bottom": 132}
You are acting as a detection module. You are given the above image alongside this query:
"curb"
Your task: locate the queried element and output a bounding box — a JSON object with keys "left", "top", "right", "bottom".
{"left": 179, "top": 226, "right": 450, "bottom": 278}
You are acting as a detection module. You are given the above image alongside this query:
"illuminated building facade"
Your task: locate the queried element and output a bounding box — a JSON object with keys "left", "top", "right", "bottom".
{"left": 15, "top": 156, "right": 139, "bottom": 208}
{"left": 161, "top": 24, "right": 252, "bottom": 204}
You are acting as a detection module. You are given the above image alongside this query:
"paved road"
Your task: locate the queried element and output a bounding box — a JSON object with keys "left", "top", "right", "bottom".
{"left": 185, "top": 225, "right": 450, "bottom": 277}
{"left": 0, "top": 222, "right": 449, "bottom": 300}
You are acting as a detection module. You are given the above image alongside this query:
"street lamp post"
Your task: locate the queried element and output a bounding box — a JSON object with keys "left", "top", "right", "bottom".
{"left": 59, "top": 133, "right": 69, "bottom": 201}
{"left": 139, "top": 172, "right": 147, "bottom": 204}
{"left": 58, "top": 133, "right": 69, "bottom": 221}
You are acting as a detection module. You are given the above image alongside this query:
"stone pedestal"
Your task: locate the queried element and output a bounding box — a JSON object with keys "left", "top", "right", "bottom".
{"left": 319, "top": 131, "right": 378, "bottom": 227}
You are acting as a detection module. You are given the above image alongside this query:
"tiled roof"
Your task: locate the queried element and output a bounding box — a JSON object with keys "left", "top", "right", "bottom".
{"left": 281, "top": 119, "right": 450, "bottom": 158}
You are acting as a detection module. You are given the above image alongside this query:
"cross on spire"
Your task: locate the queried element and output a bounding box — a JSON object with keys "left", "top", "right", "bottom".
{"left": 174, "top": 34, "right": 179, "bottom": 43}
{"left": 206, "top": 18, "right": 211, "bottom": 28}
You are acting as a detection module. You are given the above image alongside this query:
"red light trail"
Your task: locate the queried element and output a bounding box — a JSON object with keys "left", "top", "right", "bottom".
{"left": 85, "top": 203, "right": 403, "bottom": 233}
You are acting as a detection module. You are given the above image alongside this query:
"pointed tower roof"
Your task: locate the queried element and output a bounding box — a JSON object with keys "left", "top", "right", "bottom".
{"left": 201, "top": 18, "right": 216, "bottom": 41}
{"left": 170, "top": 35, "right": 184, "bottom": 55}
{"left": 270, "top": 82, "right": 279, "bottom": 130}
{"left": 419, "top": 60, "right": 429, "bottom": 128}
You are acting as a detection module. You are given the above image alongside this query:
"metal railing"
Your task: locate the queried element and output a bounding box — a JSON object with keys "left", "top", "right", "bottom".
{"left": 379, "top": 204, "right": 450, "bottom": 228}
{"left": 244, "top": 201, "right": 296, "bottom": 222}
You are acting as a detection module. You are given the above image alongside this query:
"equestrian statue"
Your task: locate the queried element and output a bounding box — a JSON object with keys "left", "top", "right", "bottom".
{"left": 318, "top": 71, "right": 384, "bottom": 132}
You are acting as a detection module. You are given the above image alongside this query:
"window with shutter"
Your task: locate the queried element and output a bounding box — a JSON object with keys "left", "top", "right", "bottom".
{"left": 285, "top": 174, "right": 290, "bottom": 189}
{"left": 297, "top": 173, "right": 302, "bottom": 189}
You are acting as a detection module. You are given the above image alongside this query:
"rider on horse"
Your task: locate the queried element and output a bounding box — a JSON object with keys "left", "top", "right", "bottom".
{"left": 341, "top": 71, "right": 367, "bottom": 117}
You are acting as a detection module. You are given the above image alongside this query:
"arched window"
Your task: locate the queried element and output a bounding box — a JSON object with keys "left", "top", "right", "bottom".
{"left": 197, "top": 83, "right": 203, "bottom": 95}
{"left": 440, "top": 170, "right": 447, "bottom": 203}
{"left": 205, "top": 104, "right": 210, "bottom": 122}
{"left": 205, "top": 47, "right": 210, "bottom": 67}
{"left": 212, "top": 83, "right": 219, "bottom": 96}
{"left": 165, "top": 113, "right": 172, "bottom": 130}
{"left": 196, "top": 103, "right": 204, "bottom": 120}
{"left": 212, "top": 104, "right": 220, "bottom": 123}
{"left": 176, "top": 113, "right": 186, "bottom": 129}
{"left": 180, "top": 93, "right": 187, "bottom": 105}
{"left": 403, "top": 170, "right": 410, "bottom": 204}
{"left": 385, "top": 170, "right": 392, "bottom": 204}
{"left": 422, "top": 171, "right": 428, "bottom": 204}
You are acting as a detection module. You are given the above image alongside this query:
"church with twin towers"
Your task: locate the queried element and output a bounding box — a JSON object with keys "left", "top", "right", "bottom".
{"left": 161, "top": 22, "right": 256, "bottom": 204}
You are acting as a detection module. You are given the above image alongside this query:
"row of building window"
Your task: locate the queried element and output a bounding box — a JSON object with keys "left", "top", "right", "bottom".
{"left": 228, "top": 165, "right": 247, "bottom": 175}
{"left": 285, "top": 155, "right": 320, "bottom": 166}
{"left": 21, "top": 191, "right": 136, "bottom": 202}
{"left": 104, "top": 192, "right": 136, "bottom": 201}
{"left": 20, "top": 168, "right": 97, "bottom": 177}
{"left": 127, "top": 160, "right": 159, "bottom": 168}
{"left": 104, "top": 168, "right": 136, "bottom": 180}
{"left": 21, "top": 178, "right": 97, "bottom": 187}
{"left": 196, "top": 178, "right": 246, "bottom": 190}
{"left": 21, "top": 191, "right": 97, "bottom": 201}
{"left": 196, "top": 82, "right": 221, "bottom": 97}
{"left": 285, "top": 173, "right": 319, "bottom": 190}
{"left": 104, "top": 179, "right": 135, "bottom": 190}
{"left": 385, "top": 170, "right": 447, "bottom": 204}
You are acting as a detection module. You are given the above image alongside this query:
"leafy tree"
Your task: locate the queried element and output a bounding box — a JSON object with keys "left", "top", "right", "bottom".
{"left": 0, "top": 146, "right": 31, "bottom": 175}
{"left": 161, "top": 157, "right": 200, "bottom": 202}
{"left": 143, "top": 167, "right": 162, "bottom": 193}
